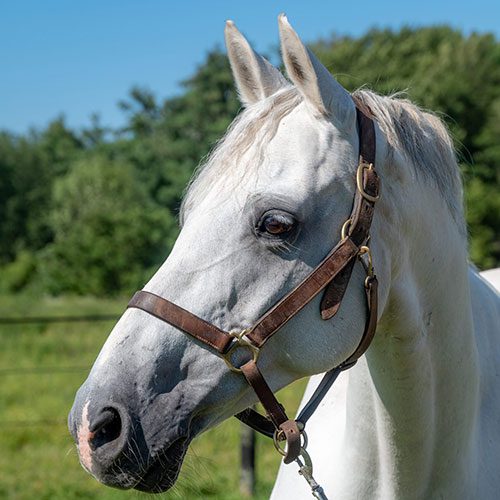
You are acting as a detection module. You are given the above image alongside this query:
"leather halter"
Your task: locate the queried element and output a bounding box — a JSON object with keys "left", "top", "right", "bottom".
{"left": 127, "top": 100, "right": 380, "bottom": 464}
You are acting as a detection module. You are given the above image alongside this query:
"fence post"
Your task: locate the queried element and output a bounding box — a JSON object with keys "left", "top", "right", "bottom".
{"left": 240, "top": 418, "right": 256, "bottom": 497}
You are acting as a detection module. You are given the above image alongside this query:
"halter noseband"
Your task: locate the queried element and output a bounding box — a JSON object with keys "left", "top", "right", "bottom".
{"left": 127, "top": 100, "right": 380, "bottom": 479}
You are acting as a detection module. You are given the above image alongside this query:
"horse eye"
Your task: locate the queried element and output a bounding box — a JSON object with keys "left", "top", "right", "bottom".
{"left": 258, "top": 212, "right": 296, "bottom": 236}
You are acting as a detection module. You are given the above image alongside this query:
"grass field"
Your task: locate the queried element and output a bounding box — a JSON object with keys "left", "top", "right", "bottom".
{"left": 0, "top": 294, "right": 307, "bottom": 499}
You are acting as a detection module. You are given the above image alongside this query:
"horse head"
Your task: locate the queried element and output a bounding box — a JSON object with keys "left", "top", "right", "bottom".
{"left": 68, "top": 15, "right": 391, "bottom": 492}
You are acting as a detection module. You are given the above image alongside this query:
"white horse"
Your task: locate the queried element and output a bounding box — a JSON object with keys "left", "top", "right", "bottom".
{"left": 69, "top": 16, "right": 500, "bottom": 499}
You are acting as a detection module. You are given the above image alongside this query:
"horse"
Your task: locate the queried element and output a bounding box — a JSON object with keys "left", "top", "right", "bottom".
{"left": 69, "top": 15, "right": 500, "bottom": 499}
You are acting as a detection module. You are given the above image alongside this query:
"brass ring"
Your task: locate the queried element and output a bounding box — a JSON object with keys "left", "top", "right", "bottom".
{"left": 222, "top": 332, "right": 260, "bottom": 373}
{"left": 273, "top": 429, "right": 287, "bottom": 456}
{"left": 273, "top": 428, "right": 308, "bottom": 457}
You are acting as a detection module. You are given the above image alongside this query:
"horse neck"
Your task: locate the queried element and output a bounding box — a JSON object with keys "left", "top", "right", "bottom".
{"left": 337, "top": 181, "right": 480, "bottom": 497}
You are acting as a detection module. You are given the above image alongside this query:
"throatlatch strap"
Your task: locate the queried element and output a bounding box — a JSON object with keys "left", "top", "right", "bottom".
{"left": 296, "top": 366, "right": 343, "bottom": 426}
{"left": 341, "top": 276, "right": 378, "bottom": 367}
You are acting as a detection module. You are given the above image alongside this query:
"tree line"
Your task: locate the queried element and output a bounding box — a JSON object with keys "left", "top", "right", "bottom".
{"left": 1, "top": 26, "right": 499, "bottom": 296}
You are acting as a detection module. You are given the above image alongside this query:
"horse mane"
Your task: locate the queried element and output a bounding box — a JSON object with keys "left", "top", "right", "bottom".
{"left": 180, "top": 87, "right": 465, "bottom": 234}
{"left": 352, "top": 89, "right": 465, "bottom": 234}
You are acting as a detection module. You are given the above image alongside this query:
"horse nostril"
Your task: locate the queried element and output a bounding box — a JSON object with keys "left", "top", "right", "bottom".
{"left": 89, "top": 408, "right": 122, "bottom": 449}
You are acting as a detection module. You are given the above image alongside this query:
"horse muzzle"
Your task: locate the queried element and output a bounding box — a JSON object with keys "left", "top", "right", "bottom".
{"left": 68, "top": 394, "right": 191, "bottom": 492}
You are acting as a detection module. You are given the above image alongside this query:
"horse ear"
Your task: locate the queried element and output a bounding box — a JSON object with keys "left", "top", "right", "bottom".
{"left": 278, "top": 14, "right": 355, "bottom": 126}
{"left": 225, "top": 20, "right": 288, "bottom": 106}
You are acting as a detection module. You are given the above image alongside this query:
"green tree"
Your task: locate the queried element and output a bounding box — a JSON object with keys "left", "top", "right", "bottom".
{"left": 40, "top": 155, "right": 176, "bottom": 295}
{"left": 0, "top": 118, "right": 83, "bottom": 263}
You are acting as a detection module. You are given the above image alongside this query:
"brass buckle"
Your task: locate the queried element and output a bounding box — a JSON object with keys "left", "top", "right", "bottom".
{"left": 341, "top": 218, "right": 352, "bottom": 240}
{"left": 222, "top": 329, "right": 260, "bottom": 373}
{"left": 273, "top": 428, "right": 308, "bottom": 457}
{"left": 356, "top": 162, "right": 380, "bottom": 203}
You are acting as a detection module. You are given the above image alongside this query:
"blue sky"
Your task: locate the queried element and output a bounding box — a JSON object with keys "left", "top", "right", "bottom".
{"left": 1, "top": 0, "right": 499, "bottom": 134}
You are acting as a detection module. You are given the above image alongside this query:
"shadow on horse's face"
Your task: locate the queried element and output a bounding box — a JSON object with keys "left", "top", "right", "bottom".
{"left": 68, "top": 16, "right": 372, "bottom": 493}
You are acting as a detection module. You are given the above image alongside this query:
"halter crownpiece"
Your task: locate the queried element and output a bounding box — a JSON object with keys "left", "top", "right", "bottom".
{"left": 127, "top": 97, "right": 380, "bottom": 497}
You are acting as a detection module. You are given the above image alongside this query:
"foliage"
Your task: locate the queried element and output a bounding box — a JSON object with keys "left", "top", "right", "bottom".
{"left": 40, "top": 155, "right": 177, "bottom": 295}
{"left": 0, "top": 28, "right": 499, "bottom": 296}
{"left": 0, "top": 250, "right": 37, "bottom": 293}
